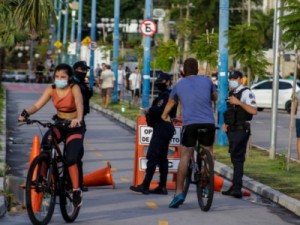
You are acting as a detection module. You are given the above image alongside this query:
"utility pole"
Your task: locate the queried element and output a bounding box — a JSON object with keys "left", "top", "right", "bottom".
{"left": 216, "top": 0, "right": 229, "bottom": 146}
{"left": 76, "top": 0, "right": 83, "bottom": 61}
{"left": 56, "top": 0, "right": 63, "bottom": 65}
{"left": 142, "top": 0, "right": 153, "bottom": 109}
{"left": 112, "top": 0, "right": 120, "bottom": 103}
{"left": 89, "top": 0, "right": 96, "bottom": 88}
{"left": 69, "top": 0, "right": 78, "bottom": 65}
{"left": 270, "top": 0, "right": 281, "bottom": 159}
{"left": 62, "top": 0, "right": 69, "bottom": 63}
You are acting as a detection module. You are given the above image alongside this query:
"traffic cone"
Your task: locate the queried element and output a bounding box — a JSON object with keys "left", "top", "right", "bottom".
{"left": 214, "top": 174, "right": 251, "bottom": 196}
{"left": 22, "top": 135, "right": 43, "bottom": 212}
{"left": 20, "top": 135, "right": 41, "bottom": 190}
{"left": 83, "top": 161, "right": 115, "bottom": 189}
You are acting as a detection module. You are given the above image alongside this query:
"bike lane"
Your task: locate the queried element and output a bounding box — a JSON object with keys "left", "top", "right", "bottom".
{"left": 1, "top": 83, "right": 299, "bottom": 225}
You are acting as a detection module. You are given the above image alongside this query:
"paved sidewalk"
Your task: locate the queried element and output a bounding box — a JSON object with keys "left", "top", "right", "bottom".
{"left": 1, "top": 96, "right": 300, "bottom": 218}
{"left": 88, "top": 102, "right": 300, "bottom": 217}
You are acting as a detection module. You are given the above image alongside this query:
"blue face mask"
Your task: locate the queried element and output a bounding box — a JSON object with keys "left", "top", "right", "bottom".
{"left": 54, "top": 79, "right": 68, "bottom": 89}
{"left": 229, "top": 80, "right": 239, "bottom": 89}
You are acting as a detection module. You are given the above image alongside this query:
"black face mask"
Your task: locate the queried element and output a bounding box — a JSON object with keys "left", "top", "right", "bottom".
{"left": 155, "top": 82, "right": 167, "bottom": 92}
{"left": 74, "top": 71, "right": 87, "bottom": 82}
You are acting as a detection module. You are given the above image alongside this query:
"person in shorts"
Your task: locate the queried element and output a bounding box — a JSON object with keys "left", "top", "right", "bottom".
{"left": 99, "top": 64, "right": 115, "bottom": 109}
{"left": 161, "top": 57, "right": 217, "bottom": 208}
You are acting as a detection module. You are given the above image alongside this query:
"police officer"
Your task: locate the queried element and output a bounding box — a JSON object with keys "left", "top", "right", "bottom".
{"left": 130, "top": 73, "right": 177, "bottom": 195}
{"left": 222, "top": 71, "right": 257, "bottom": 198}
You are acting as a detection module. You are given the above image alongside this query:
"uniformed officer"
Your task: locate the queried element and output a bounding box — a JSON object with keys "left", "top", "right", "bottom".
{"left": 130, "top": 73, "right": 177, "bottom": 195}
{"left": 222, "top": 71, "right": 257, "bottom": 198}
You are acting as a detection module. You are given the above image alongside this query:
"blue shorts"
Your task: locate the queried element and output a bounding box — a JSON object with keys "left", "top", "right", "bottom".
{"left": 296, "top": 119, "right": 300, "bottom": 138}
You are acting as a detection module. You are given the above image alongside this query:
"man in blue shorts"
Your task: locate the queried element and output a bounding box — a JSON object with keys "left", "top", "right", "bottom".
{"left": 161, "top": 58, "right": 217, "bottom": 208}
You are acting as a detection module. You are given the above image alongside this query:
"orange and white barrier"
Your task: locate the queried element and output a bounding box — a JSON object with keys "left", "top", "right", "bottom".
{"left": 214, "top": 174, "right": 251, "bottom": 196}
{"left": 132, "top": 115, "right": 182, "bottom": 190}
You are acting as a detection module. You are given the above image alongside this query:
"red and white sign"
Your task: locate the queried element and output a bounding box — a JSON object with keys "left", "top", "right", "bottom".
{"left": 140, "top": 20, "right": 157, "bottom": 36}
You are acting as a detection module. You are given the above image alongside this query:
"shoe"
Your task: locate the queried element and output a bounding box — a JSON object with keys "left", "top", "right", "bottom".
{"left": 169, "top": 193, "right": 185, "bottom": 208}
{"left": 202, "top": 186, "right": 209, "bottom": 198}
{"left": 222, "top": 188, "right": 243, "bottom": 199}
{"left": 129, "top": 185, "right": 150, "bottom": 195}
{"left": 73, "top": 189, "right": 83, "bottom": 207}
{"left": 149, "top": 186, "right": 168, "bottom": 195}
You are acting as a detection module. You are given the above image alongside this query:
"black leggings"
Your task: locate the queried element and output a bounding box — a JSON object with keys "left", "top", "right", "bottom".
{"left": 41, "top": 125, "right": 84, "bottom": 167}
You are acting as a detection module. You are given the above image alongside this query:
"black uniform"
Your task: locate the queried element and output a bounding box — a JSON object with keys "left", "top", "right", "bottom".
{"left": 142, "top": 89, "right": 177, "bottom": 190}
{"left": 223, "top": 85, "right": 256, "bottom": 196}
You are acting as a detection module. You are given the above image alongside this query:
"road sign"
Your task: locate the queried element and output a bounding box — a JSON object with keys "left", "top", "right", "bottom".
{"left": 140, "top": 20, "right": 157, "bottom": 36}
{"left": 88, "top": 41, "right": 97, "bottom": 51}
{"left": 139, "top": 125, "right": 181, "bottom": 146}
{"left": 139, "top": 157, "right": 180, "bottom": 172}
{"left": 82, "top": 36, "right": 91, "bottom": 46}
{"left": 54, "top": 41, "right": 62, "bottom": 49}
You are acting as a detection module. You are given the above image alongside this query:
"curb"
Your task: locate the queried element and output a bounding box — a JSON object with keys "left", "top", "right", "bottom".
{"left": 91, "top": 102, "right": 300, "bottom": 217}
{"left": 0, "top": 89, "right": 7, "bottom": 217}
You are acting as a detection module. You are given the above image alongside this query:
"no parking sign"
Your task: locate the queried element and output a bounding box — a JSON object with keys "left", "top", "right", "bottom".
{"left": 139, "top": 20, "right": 157, "bottom": 36}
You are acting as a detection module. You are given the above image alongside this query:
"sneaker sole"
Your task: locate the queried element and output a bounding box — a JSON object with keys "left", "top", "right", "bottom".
{"left": 169, "top": 198, "right": 184, "bottom": 208}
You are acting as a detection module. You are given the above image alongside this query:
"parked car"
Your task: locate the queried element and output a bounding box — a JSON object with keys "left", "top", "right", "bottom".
{"left": 2, "top": 70, "right": 29, "bottom": 82}
{"left": 250, "top": 79, "right": 300, "bottom": 113}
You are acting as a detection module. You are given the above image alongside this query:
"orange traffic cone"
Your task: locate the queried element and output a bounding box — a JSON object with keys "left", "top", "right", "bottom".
{"left": 83, "top": 162, "right": 115, "bottom": 189}
{"left": 214, "top": 174, "right": 251, "bottom": 196}
{"left": 23, "top": 135, "right": 43, "bottom": 212}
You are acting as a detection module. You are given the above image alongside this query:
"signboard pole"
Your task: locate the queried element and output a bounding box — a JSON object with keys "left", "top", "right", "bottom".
{"left": 142, "top": 0, "right": 153, "bottom": 109}
{"left": 89, "top": 0, "right": 96, "bottom": 89}
{"left": 112, "top": 0, "right": 120, "bottom": 103}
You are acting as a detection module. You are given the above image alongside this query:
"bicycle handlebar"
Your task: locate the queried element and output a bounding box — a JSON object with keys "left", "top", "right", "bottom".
{"left": 18, "top": 119, "right": 71, "bottom": 128}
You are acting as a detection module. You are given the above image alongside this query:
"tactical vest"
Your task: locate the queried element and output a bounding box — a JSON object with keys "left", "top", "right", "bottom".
{"left": 223, "top": 87, "right": 253, "bottom": 125}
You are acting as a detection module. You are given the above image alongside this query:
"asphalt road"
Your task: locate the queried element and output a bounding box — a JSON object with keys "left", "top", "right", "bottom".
{"left": 1, "top": 83, "right": 300, "bottom": 225}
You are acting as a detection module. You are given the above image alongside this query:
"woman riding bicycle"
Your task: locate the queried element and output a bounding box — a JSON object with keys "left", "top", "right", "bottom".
{"left": 18, "top": 63, "right": 84, "bottom": 207}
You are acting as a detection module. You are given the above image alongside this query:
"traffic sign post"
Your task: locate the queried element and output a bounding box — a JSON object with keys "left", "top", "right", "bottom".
{"left": 140, "top": 19, "right": 157, "bottom": 36}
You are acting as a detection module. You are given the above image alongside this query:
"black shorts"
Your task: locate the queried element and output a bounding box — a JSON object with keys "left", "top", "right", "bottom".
{"left": 181, "top": 123, "right": 215, "bottom": 148}
{"left": 131, "top": 89, "right": 140, "bottom": 97}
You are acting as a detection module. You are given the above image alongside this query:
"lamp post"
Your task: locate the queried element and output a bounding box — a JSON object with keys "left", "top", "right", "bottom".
{"left": 69, "top": 0, "right": 78, "bottom": 65}
{"left": 62, "top": 0, "right": 69, "bottom": 63}
{"left": 112, "top": 0, "right": 120, "bottom": 103}
{"left": 76, "top": 0, "right": 83, "bottom": 61}
{"left": 89, "top": 0, "right": 96, "bottom": 88}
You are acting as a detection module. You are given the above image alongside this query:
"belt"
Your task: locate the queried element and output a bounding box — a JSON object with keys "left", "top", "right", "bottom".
{"left": 228, "top": 124, "right": 248, "bottom": 131}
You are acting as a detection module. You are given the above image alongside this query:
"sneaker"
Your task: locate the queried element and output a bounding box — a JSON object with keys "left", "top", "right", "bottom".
{"left": 222, "top": 188, "right": 242, "bottom": 199}
{"left": 202, "top": 186, "right": 209, "bottom": 198}
{"left": 149, "top": 186, "right": 168, "bottom": 195}
{"left": 129, "top": 185, "right": 150, "bottom": 195}
{"left": 73, "top": 189, "right": 83, "bottom": 207}
{"left": 169, "top": 193, "right": 185, "bottom": 208}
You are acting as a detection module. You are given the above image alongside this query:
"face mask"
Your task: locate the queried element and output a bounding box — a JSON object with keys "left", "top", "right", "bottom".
{"left": 155, "top": 82, "right": 167, "bottom": 91}
{"left": 54, "top": 79, "right": 68, "bottom": 89}
{"left": 229, "top": 80, "right": 239, "bottom": 89}
{"left": 74, "top": 71, "right": 87, "bottom": 82}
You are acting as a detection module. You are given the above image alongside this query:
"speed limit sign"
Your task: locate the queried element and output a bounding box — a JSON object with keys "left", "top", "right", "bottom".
{"left": 140, "top": 20, "right": 157, "bottom": 36}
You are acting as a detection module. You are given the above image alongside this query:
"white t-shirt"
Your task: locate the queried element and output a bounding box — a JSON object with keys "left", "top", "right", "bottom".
{"left": 101, "top": 69, "right": 115, "bottom": 89}
{"left": 129, "top": 72, "right": 141, "bottom": 90}
{"left": 296, "top": 92, "right": 300, "bottom": 119}
{"left": 118, "top": 69, "right": 124, "bottom": 85}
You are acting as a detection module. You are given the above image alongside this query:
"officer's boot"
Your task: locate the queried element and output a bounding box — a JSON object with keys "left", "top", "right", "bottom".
{"left": 149, "top": 175, "right": 168, "bottom": 195}
{"left": 129, "top": 173, "right": 151, "bottom": 195}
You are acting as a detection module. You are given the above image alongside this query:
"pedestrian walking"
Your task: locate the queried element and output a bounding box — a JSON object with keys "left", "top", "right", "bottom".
{"left": 130, "top": 73, "right": 176, "bottom": 195}
{"left": 222, "top": 70, "right": 257, "bottom": 198}
{"left": 98, "top": 64, "right": 115, "bottom": 109}
{"left": 129, "top": 67, "right": 141, "bottom": 105}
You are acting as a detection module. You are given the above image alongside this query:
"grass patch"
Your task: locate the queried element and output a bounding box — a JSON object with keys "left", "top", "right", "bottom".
{"left": 91, "top": 98, "right": 300, "bottom": 200}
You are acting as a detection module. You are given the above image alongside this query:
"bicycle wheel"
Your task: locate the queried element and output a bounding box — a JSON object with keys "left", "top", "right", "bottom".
{"left": 59, "top": 166, "right": 80, "bottom": 222}
{"left": 196, "top": 149, "right": 214, "bottom": 211}
{"left": 182, "top": 159, "right": 192, "bottom": 198}
{"left": 26, "top": 153, "right": 56, "bottom": 225}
